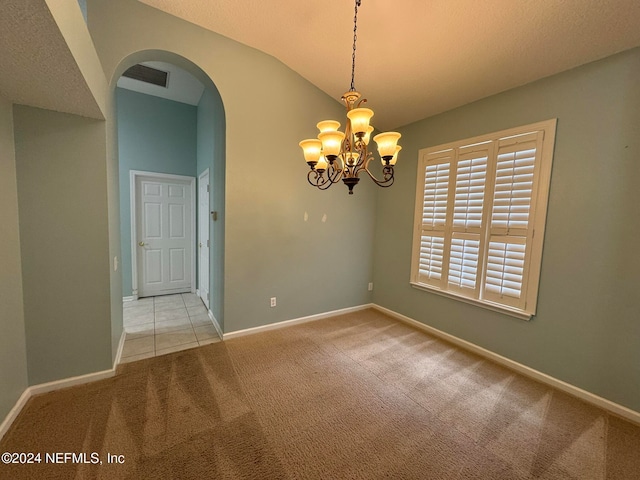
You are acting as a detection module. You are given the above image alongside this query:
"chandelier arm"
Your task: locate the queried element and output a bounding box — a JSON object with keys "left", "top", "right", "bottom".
{"left": 317, "top": 179, "right": 335, "bottom": 190}
{"left": 341, "top": 137, "right": 352, "bottom": 158}
{"left": 360, "top": 156, "right": 395, "bottom": 187}
{"left": 327, "top": 163, "right": 344, "bottom": 184}
{"left": 307, "top": 169, "right": 328, "bottom": 188}
{"left": 308, "top": 163, "right": 344, "bottom": 190}
{"left": 354, "top": 142, "right": 367, "bottom": 168}
{"left": 362, "top": 167, "right": 395, "bottom": 187}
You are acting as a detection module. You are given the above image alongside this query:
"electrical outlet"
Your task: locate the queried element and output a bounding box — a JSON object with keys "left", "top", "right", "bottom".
{"left": 368, "top": 282, "right": 374, "bottom": 291}
{"left": 270, "top": 297, "right": 277, "bottom": 307}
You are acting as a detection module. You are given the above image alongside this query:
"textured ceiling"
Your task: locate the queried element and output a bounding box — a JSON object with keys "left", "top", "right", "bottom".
{"left": 0, "top": 0, "right": 103, "bottom": 119}
{"left": 139, "top": 0, "right": 640, "bottom": 130}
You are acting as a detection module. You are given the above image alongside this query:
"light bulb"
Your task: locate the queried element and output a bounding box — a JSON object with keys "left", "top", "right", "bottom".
{"left": 347, "top": 108, "right": 374, "bottom": 135}
{"left": 317, "top": 120, "right": 341, "bottom": 133}
{"left": 316, "top": 155, "right": 328, "bottom": 171}
{"left": 318, "top": 130, "right": 345, "bottom": 157}
{"left": 363, "top": 126, "right": 374, "bottom": 145}
{"left": 382, "top": 145, "right": 401, "bottom": 166}
{"left": 299, "top": 139, "right": 322, "bottom": 163}
{"left": 374, "top": 132, "right": 401, "bottom": 159}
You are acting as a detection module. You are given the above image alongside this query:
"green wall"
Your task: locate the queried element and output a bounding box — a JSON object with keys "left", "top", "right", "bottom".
{"left": 105, "top": 89, "right": 123, "bottom": 363}
{"left": 117, "top": 87, "right": 198, "bottom": 296}
{"left": 372, "top": 48, "right": 640, "bottom": 412}
{"left": 0, "top": 97, "right": 28, "bottom": 422}
{"left": 196, "top": 89, "right": 216, "bottom": 176}
{"left": 197, "top": 88, "right": 226, "bottom": 328}
{"left": 14, "top": 105, "right": 112, "bottom": 385}
{"left": 89, "top": 0, "right": 374, "bottom": 334}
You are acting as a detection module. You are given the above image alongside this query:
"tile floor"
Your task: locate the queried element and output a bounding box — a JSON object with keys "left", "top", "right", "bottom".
{"left": 120, "top": 293, "right": 221, "bottom": 364}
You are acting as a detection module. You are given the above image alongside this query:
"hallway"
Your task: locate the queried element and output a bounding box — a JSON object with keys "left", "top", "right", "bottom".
{"left": 121, "top": 293, "right": 221, "bottom": 363}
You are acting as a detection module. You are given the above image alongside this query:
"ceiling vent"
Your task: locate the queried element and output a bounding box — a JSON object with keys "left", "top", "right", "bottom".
{"left": 122, "top": 64, "right": 169, "bottom": 88}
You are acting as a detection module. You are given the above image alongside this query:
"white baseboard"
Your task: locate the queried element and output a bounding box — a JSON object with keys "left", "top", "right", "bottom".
{"left": 1, "top": 331, "right": 126, "bottom": 443}
{"left": 222, "top": 304, "right": 374, "bottom": 340}
{"left": 122, "top": 296, "right": 137, "bottom": 302}
{"left": 208, "top": 310, "right": 223, "bottom": 339}
{"left": 4, "top": 303, "right": 637, "bottom": 443}
{"left": 0, "top": 388, "right": 31, "bottom": 442}
{"left": 373, "top": 304, "right": 640, "bottom": 426}
{"left": 0, "top": 367, "right": 117, "bottom": 442}
{"left": 28, "top": 369, "right": 116, "bottom": 397}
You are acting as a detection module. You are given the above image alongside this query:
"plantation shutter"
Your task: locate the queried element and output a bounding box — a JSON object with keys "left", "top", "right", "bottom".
{"left": 412, "top": 119, "right": 555, "bottom": 318}
{"left": 451, "top": 145, "right": 489, "bottom": 232}
{"left": 422, "top": 153, "right": 451, "bottom": 230}
{"left": 417, "top": 150, "right": 452, "bottom": 287}
{"left": 418, "top": 235, "right": 445, "bottom": 284}
{"left": 447, "top": 144, "right": 490, "bottom": 295}
{"left": 483, "top": 132, "right": 542, "bottom": 309}
{"left": 448, "top": 234, "right": 481, "bottom": 292}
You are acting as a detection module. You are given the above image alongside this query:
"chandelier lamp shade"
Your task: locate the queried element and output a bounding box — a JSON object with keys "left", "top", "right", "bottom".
{"left": 298, "top": 0, "right": 401, "bottom": 194}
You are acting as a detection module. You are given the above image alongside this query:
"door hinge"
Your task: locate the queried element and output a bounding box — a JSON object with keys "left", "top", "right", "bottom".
{"left": 207, "top": 239, "right": 210, "bottom": 247}
{"left": 206, "top": 185, "right": 210, "bottom": 192}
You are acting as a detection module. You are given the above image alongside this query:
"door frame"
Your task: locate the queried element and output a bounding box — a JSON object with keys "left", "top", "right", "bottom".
{"left": 197, "top": 169, "right": 210, "bottom": 308}
{"left": 130, "top": 170, "right": 196, "bottom": 299}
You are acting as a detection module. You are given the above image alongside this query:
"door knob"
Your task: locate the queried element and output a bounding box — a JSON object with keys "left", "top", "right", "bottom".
{"left": 138, "top": 241, "right": 145, "bottom": 247}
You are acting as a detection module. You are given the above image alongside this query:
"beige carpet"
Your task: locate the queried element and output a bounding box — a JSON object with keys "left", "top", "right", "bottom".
{"left": 1, "top": 309, "right": 639, "bottom": 479}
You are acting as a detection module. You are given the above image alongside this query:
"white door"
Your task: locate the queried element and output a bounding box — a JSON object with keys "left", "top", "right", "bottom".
{"left": 198, "top": 170, "right": 210, "bottom": 308}
{"left": 136, "top": 176, "right": 193, "bottom": 297}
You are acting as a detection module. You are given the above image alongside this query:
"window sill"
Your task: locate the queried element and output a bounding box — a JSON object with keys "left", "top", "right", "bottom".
{"left": 409, "top": 282, "right": 533, "bottom": 321}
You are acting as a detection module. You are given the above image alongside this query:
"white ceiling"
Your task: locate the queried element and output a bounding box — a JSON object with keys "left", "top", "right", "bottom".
{"left": 138, "top": 0, "right": 640, "bottom": 130}
{"left": 117, "top": 61, "right": 205, "bottom": 106}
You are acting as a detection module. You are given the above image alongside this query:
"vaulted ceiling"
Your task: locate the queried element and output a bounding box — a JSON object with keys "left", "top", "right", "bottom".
{"left": 3, "top": 1, "right": 640, "bottom": 128}
{"left": 139, "top": 0, "right": 640, "bottom": 130}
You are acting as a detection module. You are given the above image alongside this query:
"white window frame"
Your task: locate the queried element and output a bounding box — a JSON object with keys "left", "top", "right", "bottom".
{"left": 410, "top": 119, "right": 557, "bottom": 320}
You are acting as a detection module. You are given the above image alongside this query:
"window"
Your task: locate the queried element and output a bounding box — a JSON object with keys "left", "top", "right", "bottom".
{"left": 410, "top": 119, "right": 556, "bottom": 319}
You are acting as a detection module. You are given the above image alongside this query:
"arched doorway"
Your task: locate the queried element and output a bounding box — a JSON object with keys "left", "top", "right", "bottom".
{"left": 111, "top": 51, "right": 226, "bottom": 362}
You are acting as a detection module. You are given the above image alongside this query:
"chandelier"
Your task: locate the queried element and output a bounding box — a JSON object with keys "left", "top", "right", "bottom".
{"left": 298, "top": 0, "right": 401, "bottom": 195}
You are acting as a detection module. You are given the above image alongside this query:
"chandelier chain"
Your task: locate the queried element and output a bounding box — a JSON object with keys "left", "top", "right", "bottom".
{"left": 350, "top": 0, "right": 362, "bottom": 92}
